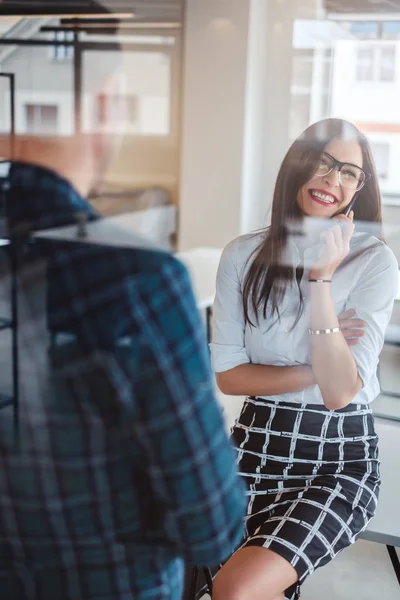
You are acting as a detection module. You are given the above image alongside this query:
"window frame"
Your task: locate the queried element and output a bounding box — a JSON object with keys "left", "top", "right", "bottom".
{"left": 355, "top": 42, "right": 397, "bottom": 83}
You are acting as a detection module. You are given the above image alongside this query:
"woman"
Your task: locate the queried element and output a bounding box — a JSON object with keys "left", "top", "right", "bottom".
{"left": 210, "top": 118, "right": 398, "bottom": 600}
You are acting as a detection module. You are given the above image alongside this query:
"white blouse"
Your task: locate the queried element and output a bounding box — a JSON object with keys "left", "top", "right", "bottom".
{"left": 210, "top": 228, "right": 399, "bottom": 405}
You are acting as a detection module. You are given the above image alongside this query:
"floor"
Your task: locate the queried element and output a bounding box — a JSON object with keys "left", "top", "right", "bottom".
{"left": 214, "top": 363, "right": 400, "bottom": 599}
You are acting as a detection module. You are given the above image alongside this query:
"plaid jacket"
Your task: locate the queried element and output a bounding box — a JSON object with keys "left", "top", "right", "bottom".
{"left": 0, "top": 162, "right": 245, "bottom": 600}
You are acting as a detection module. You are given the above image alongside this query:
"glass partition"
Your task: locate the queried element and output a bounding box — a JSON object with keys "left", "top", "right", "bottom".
{"left": 263, "top": 0, "right": 400, "bottom": 422}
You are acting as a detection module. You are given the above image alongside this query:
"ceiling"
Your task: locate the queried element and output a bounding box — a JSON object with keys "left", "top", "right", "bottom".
{"left": 130, "top": 1, "right": 183, "bottom": 21}
{"left": 3, "top": 1, "right": 400, "bottom": 21}
{"left": 0, "top": 1, "right": 184, "bottom": 21}
{"left": 325, "top": 0, "right": 400, "bottom": 13}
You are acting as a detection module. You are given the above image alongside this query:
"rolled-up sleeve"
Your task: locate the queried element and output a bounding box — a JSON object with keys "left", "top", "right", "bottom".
{"left": 210, "top": 239, "right": 251, "bottom": 373}
{"left": 345, "top": 244, "right": 398, "bottom": 389}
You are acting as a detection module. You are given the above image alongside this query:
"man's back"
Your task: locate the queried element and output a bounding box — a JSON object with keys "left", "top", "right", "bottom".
{"left": 0, "top": 162, "right": 245, "bottom": 599}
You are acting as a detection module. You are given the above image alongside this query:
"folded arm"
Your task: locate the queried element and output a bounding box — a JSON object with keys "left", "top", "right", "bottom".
{"left": 308, "top": 219, "right": 398, "bottom": 409}
{"left": 216, "top": 363, "right": 315, "bottom": 396}
{"left": 210, "top": 240, "right": 367, "bottom": 400}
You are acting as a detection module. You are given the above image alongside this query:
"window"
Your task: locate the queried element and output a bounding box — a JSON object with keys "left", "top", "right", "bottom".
{"left": 356, "top": 46, "right": 375, "bottom": 81}
{"left": 50, "top": 31, "right": 74, "bottom": 61}
{"left": 382, "top": 21, "right": 400, "bottom": 40}
{"left": 371, "top": 142, "right": 390, "bottom": 181}
{"left": 95, "top": 95, "right": 139, "bottom": 133}
{"left": 83, "top": 50, "right": 173, "bottom": 136}
{"left": 356, "top": 43, "right": 396, "bottom": 82}
{"left": 292, "top": 52, "right": 314, "bottom": 92}
{"left": 25, "top": 104, "right": 59, "bottom": 135}
{"left": 381, "top": 45, "right": 396, "bottom": 81}
{"left": 350, "top": 22, "right": 379, "bottom": 40}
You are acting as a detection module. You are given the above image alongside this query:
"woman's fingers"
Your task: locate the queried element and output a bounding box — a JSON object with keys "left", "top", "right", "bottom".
{"left": 338, "top": 309, "right": 356, "bottom": 320}
{"left": 346, "top": 338, "right": 361, "bottom": 347}
{"left": 335, "top": 213, "right": 353, "bottom": 224}
{"left": 334, "top": 214, "right": 355, "bottom": 247}
{"left": 343, "top": 222, "right": 355, "bottom": 247}
{"left": 324, "top": 230, "right": 336, "bottom": 257}
{"left": 338, "top": 309, "right": 366, "bottom": 347}
{"left": 342, "top": 329, "right": 365, "bottom": 339}
{"left": 312, "top": 216, "right": 354, "bottom": 277}
{"left": 331, "top": 224, "right": 342, "bottom": 249}
{"left": 339, "top": 318, "right": 366, "bottom": 330}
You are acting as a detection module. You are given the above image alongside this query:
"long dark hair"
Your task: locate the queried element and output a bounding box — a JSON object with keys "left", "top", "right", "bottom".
{"left": 242, "top": 118, "right": 382, "bottom": 327}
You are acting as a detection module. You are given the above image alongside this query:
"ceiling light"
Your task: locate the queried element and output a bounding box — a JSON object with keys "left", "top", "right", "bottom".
{"left": 63, "top": 13, "right": 134, "bottom": 19}
{"left": 65, "top": 21, "right": 181, "bottom": 29}
{"left": 118, "top": 22, "right": 181, "bottom": 29}
{"left": 0, "top": 13, "right": 134, "bottom": 19}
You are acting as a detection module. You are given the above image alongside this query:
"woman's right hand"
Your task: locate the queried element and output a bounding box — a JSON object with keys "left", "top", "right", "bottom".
{"left": 338, "top": 309, "right": 366, "bottom": 347}
{"left": 309, "top": 212, "right": 355, "bottom": 281}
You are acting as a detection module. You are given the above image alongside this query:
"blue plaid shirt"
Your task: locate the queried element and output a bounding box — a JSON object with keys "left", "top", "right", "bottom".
{"left": 0, "top": 162, "right": 245, "bottom": 600}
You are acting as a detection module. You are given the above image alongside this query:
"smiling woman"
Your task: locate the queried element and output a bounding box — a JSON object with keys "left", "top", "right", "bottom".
{"left": 298, "top": 140, "right": 366, "bottom": 216}
{"left": 241, "top": 118, "right": 382, "bottom": 327}
{"left": 210, "top": 118, "right": 399, "bottom": 600}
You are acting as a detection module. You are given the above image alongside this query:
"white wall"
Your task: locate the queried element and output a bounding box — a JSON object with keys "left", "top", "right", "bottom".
{"left": 240, "top": 0, "right": 270, "bottom": 235}
{"left": 331, "top": 40, "right": 400, "bottom": 123}
{"left": 260, "top": 1, "right": 297, "bottom": 227}
{"left": 178, "top": 0, "right": 324, "bottom": 251}
{"left": 367, "top": 132, "right": 400, "bottom": 195}
{"left": 178, "top": 0, "right": 252, "bottom": 250}
{"left": 331, "top": 40, "right": 400, "bottom": 195}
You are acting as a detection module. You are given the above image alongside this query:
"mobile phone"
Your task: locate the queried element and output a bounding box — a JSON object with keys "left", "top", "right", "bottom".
{"left": 344, "top": 194, "right": 358, "bottom": 217}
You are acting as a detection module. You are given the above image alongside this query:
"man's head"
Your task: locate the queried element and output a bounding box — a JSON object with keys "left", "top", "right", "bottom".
{"left": 0, "top": 0, "right": 127, "bottom": 197}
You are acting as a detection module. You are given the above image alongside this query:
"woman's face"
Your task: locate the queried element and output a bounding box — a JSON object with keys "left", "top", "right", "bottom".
{"left": 296, "top": 137, "right": 363, "bottom": 218}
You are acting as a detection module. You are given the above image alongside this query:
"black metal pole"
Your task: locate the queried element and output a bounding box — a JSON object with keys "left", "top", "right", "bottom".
{"left": 206, "top": 306, "right": 212, "bottom": 344}
{"left": 9, "top": 73, "right": 18, "bottom": 443}
{"left": 9, "top": 73, "right": 15, "bottom": 139}
{"left": 10, "top": 241, "right": 19, "bottom": 442}
{"left": 9, "top": 73, "right": 15, "bottom": 159}
{"left": 188, "top": 567, "right": 199, "bottom": 600}
{"left": 74, "top": 31, "right": 82, "bottom": 134}
{"left": 387, "top": 545, "right": 400, "bottom": 586}
{"left": 0, "top": 72, "right": 15, "bottom": 157}
{"left": 0, "top": 72, "right": 19, "bottom": 442}
{"left": 203, "top": 567, "right": 213, "bottom": 596}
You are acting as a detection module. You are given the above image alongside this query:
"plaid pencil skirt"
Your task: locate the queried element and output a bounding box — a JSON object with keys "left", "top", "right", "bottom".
{"left": 231, "top": 397, "right": 381, "bottom": 600}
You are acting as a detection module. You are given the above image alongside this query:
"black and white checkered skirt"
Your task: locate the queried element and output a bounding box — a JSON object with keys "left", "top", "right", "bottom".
{"left": 231, "top": 397, "right": 380, "bottom": 600}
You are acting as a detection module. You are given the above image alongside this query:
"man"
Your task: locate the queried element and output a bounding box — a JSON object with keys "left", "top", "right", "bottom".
{"left": 0, "top": 6, "right": 245, "bottom": 599}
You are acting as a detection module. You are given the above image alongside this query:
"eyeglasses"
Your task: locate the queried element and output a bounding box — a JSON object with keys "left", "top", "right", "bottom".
{"left": 314, "top": 152, "right": 371, "bottom": 191}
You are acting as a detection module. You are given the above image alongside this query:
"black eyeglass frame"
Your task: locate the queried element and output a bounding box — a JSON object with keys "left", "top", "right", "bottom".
{"left": 316, "top": 152, "right": 371, "bottom": 192}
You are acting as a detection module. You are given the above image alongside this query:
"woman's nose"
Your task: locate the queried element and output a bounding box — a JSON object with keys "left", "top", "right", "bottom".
{"left": 323, "top": 168, "right": 340, "bottom": 187}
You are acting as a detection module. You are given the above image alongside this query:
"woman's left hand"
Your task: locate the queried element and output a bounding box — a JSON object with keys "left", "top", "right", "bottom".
{"left": 309, "top": 211, "right": 355, "bottom": 280}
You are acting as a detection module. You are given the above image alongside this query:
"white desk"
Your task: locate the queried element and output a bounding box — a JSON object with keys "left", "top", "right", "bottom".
{"left": 176, "top": 248, "right": 222, "bottom": 341}
{"left": 34, "top": 214, "right": 222, "bottom": 312}
{"left": 34, "top": 208, "right": 176, "bottom": 252}
{"left": 176, "top": 247, "right": 222, "bottom": 310}
{"left": 34, "top": 218, "right": 223, "bottom": 328}
{"left": 361, "top": 419, "right": 400, "bottom": 582}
